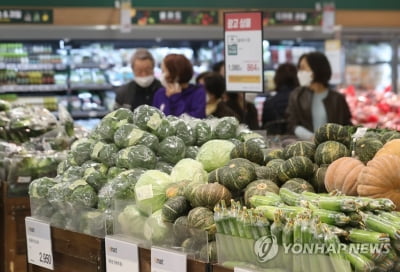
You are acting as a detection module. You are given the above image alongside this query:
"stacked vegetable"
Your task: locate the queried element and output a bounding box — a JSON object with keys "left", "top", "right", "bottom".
{"left": 215, "top": 189, "right": 400, "bottom": 272}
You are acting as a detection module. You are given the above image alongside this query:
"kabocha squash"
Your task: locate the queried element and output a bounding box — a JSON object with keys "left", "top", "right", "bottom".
{"left": 374, "top": 139, "right": 400, "bottom": 159}
{"left": 314, "top": 123, "right": 351, "bottom": 147}
{"left": 184, "top": 181, "right": 205, "bottom": 206}
{"left": 310, "top": 166, "right": 328, "bottom": 193}
{"left": 354, "top": 137, "right": 383, "bottom": 163}
{"left": 324, "top": 157, "right": 365, "bottom": 196}
{"left": 192, "top": 183, "right": 232, "bottom": 209}
{"left": 380, "top": 131, "right": 400, "bottom": 144}
{"left": 208, "top": 169, "right": 221, "bottom": 183}
{"left": 165, "top": 180, "right": 190, "bottom": 199}
{"left": 255, "top": 166, "right": 279, "bottom": 183}
{"left": 219, "top": 158, "right": 257, "bottom": 192}
{"left": 266, "top": 159, "right": 285, "bottom": 171}
{"left": 357, "top": 154, "right": 400, "bottom": 210}
{"left": 314, "top": 141, "right": 349, "bottom": 165}
{"left": 281, "top": 178, "right": 315, "bottom": 193}
{"left": 187, "top": 207, "right": 216, "bottom": 237}
{"left": 277, "top": 156, "right": 314, "bottom": 183}
{"left": 161, "top": 196, "right": 190, "bottom": 222}
{"left": 283, "top": 141, "right": 316, "bottom": 160}
{"left": 230, "top": 138, "right": 265, "bottom": 165}
{"left": 264, "top": 148, "right": 284, "bottom": 163}
{"left": 244, "top": 179, "right": 280, "bottom": 207}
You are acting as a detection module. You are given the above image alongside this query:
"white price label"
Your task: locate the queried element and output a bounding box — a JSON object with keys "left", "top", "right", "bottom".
{"left": 25, "top": 217, "right": 54, "bottom": 270}
{"left": 105, "top": 236, "right": 139, "bottom": 272}
{"left": 234, "top": 268, "right": 255, "bottom": 272}
{"left": 151, "top": 247, "right": 187, "bottom": 272}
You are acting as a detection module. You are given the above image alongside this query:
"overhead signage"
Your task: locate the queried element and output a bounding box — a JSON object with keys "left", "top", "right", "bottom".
{"left": 0, "top": 9, "right": 53, "bottom": 24}
{"left": 263, "top": 10, "right": 322, "bottom": 26}
{"left": 132, "top": 9, "right": 219, "bottom": 25}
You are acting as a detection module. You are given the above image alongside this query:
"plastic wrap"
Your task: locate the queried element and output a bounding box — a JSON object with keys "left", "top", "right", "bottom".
{"left": 60, "top": 165, "right": 84, "bottom": 183}
{"left": 90, "top": 141, "right": 118, "bottom": 167}
{"left": 91, "top": 117, "right": 128, "bottom": 142}
{"left": 157, "top": 136, "right": 186, "bottom": 164}
{"left": 172, "top": 120, "right": 196, "bottom": 146}
{"left": 70, "top": 138, "right": 96, "bottom": 165}
{"left": 116, "top": 145, "right": 156, "bottom": 169}
{"left": 57, "top": 104, "right": 75, "bottom": 137}
{"left": 132, "top": 104, "right": 165, "bottom": 131}
{"left": 185, "top": 146, "right": 199, "bottom": 159}
{"left": 151, "top": 118, "right": 176, "bottom": 140}
{"left": 97, "top": 168, "right": 145, "bottom": 210}
{"left": 82, "top": 162, "right": 108, "bottom": 191}
{"left": 114, "top": 123, "right": 159, "bottom": 151}
{"left": 213, "top": 116, "right": 240, "bottom": 139}
{"left": 105, "top": 107, "right": 134, "bottom": 123}
{"left": 194, "top": 121, "right": 213, "bottom": 146}
{"left": 155, "top": 161, "right": 174, "bottom": 174}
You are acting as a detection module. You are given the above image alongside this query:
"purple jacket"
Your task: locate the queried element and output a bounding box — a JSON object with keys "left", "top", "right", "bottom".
{"left": 152, "top": 84, "right": 206, "bottom": 118}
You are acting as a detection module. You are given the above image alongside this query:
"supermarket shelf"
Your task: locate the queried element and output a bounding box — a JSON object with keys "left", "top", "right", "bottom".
{"left": 0, "top": 63, "right": 67, "bottom": 71}
{"left": 70, "top": 63, "right": 110, "bottom": 69}
{"left": 0, "top": 84, "right": 68, "bottom": 93}
{"left": 70, "top": 110, "right": 109, "bottom": 119}
{"left": 70, "top": 83, "right": 114, "bottom": 90}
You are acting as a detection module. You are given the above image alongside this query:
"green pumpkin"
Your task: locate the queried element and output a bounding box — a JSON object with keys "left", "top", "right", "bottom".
{"left": 310, "top": 166, "right": 328, "bottom": 193}
{"left": 200, "top": 241, "right": 218, "bottom": 262}
{"left": 314, "top": 123, "right": 351, "bottom": 147}
{"left": 187, "top": 207, "right": 216, "bottom": 239}
{"left": 354, "top": 137, "right": 383, "bottom": 163}
{"left": 173, "top": 216, "right": 190, "bottom": 243}
{"left": 184, "top": 181, "right": 205, "bottom": 206}
{"left": 281, "top": 178, "right": 315, "bottom": 193}
{"left": 283, "top": 141, "right": 316, "bottom": 160}
{"left": 255, "top": 166, "right": 278, "bottom": 182}
{"left": 165, "top": 180, "right": 191, "bottom": 199}
{"left": 219, "top": 158, "right": 257, "bottom": 192}
{"left": 244, "top": 179, "right": 280, "bottom": 207}
{"left": 161, "top": 196, "right": 190, "bottom": 222}
{"left": 208, "top": 169, "right": 221, "bottom": 183}
{"left": 230, "top": 139, "right": 265, "bottom": 165}
{"left": 277, "top": 156, "right": 314, "bottom": 183}
{"left": 264, "top": 148, "right": 284, "bottom": 163}
{"left": 192, "top": 183, "right": 232, "bottom": 209}
{"left": 314, "top": 141, "right": 349, "bottom": 165}
{"left": 380, "top": 130, "right": 400, "bottom": 144}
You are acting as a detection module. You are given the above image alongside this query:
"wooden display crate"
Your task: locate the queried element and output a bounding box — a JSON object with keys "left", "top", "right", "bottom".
{"left": 0, "top": 181, "right": 31, "bottom": 272}
{"left": 28, "top": 227, "right": 105, "bottom": 272}
{"left": 138, "top": 247, "right": 210, "bottom": 272}
{"left": 212, "top": 264, "right": 234, "bottom": 272}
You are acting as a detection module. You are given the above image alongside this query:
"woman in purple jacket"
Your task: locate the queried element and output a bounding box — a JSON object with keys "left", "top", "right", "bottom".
{"left": 152, "top": 54, "right": 206, "bottom": 118}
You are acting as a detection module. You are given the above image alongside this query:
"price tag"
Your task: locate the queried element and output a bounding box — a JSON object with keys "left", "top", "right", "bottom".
{"left": 234, "top": 268, "right": 255, "bottom": 272}
{"left": 25, "top": 217, "right": 54, "bottom": 270}
{"left": 151, "top": 247, "right": 187, "bottom": 272}
{"left": 105, "top": 235, "right": 139, "bottom": 272}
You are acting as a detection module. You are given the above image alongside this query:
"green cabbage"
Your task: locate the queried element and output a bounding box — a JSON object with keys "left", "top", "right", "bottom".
{"left": 155, "top": 161, "right": 174, "bottom": 174}
{"left": 104, "top": 108, "right": 134, "bottom": 123}
{"left": 196, "top": 140, "right": 235, "bottom": 172}
{"left": 144, "top": 209, "right": 172, "bottom": 244}
{"left": 170, "top": 158, "right": 207, "bottom": 183}
{"left": 157, "top": 136, "right": 186, "bottom": 164}
{"left": 134, "top": 170, "right": 174, "bottom": 215}
{"left": 70, "top": 138, "right": 96, "bottom": 165}
{"left": 29, "top": 177, "right": 57, "bottom": 199}
{"left": 116, "top": 145, "right": 156, "bottom": 169}
{"left": 174, "top": 120, "right": 196, "bottom": 146}
{"left": 213, "top": 117, "right": 239, "bottom": 139}
{"left": 91, "top": 117, "right": 128, "bottom": 142}
{"left": 151, "top": 118, "right": 176, "bottom": 140}
{"left": 132, "top": 105, "right": 165, "bottom": 131}
{"left": 195, "top": 121, "right": 212, "bottom": 146}
{"left": 117, "top": 204, "right": 147, "bottom": 238}
{"left": 82, "top": 163, "right": 108, "bottom": 191}
{"left": 90, "top": 141, "right": 118, "bottom": 167}
{"left": 185, "top": 146, "right": 199, "bottom": 159}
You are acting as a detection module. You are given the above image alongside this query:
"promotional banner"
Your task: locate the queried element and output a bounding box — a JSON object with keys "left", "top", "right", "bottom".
{"left": 224, "top": 12, "right": 264, "bottom": 93}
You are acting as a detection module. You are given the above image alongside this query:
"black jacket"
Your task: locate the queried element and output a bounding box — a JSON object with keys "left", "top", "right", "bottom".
{"left": 114, "top": 79, "right": 162, "bottom": 111}
{"left": 286, "top": 86, "right": 352, "bottom": 134}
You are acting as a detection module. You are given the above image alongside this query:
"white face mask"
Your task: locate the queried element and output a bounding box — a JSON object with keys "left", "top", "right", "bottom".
{"left": 160, "top": 72, "right": 168, "bottom": 88}
{"left": 297, "top": 70, "right": 313, "bottom": 87}
{"left": 206, "top": 93, "right": 210, "bottom": 103}
{"left": 135, "top": 75, "right": 154, "bottom": 88}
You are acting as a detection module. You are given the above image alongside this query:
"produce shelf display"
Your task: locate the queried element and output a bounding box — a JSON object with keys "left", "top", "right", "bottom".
{"left": 25, "top": 104, "right": 400, "bottom": 272}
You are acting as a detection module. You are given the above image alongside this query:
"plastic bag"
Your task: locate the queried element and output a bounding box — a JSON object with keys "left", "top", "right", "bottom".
{"left": 116, "top": 145, "right": 156, "bottom": 169}
{"left": 90, "top": 141, "right": 118, "bottom": 167}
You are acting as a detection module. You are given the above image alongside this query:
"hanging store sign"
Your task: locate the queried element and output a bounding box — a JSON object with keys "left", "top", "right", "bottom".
{"left": 224, "top": 11, "right": 264, "bottom": 93}
{"left": 322, "top": 2, "right": 336, "bottom": 33}
{"left": 325, "top": 39, "right": 342, "bottom": 85}
{"left": 263, "top": 10, "right": 322, "bottom": 26}
{"left": 0, "top": 9, "right": 53, "bottom": 24}
{"left": 131, "top": 9, "right": 219, "bottom": 26}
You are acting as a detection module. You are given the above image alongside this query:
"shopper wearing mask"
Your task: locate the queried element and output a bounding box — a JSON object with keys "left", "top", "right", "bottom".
{"left": 286, "top": 52, "right": 352, "bottom": 140}
{"left": 114, "top": 48, "right": 161, "bottom": 111}
{"left": 153, "top": 54, "right": 206, "bottom": 118}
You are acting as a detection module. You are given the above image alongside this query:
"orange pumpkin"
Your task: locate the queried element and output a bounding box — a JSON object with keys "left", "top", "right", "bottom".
{"left": 357, "top": 154, "right": 400, "bottom": 210}
{"left": 374, "top": 139, "right": 400, "bottom": 159}
{"left": 324, "top": 157, "right": 365, "bottom": 195}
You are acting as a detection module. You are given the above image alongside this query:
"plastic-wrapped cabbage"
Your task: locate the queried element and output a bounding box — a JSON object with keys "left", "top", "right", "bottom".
{"left": 91, "top": 117, "right": 129, "bottom": 142}
{"left": 195, "top": 121, "right": 213, "bottom": 146}
{"left": 97, "top": 168, "right": 146, "bottom": 210}
{"left": 0, "top": 99, "right": 11, "bottom": 111}
{"left": 132, "top": 105, "right": 165, "bottom": 131}
{"left": 65, "top": 152, "right": 78, "bottom": 167}
{"left": 117, "top": 204, "right": 147, "bottom": 238}
{"left": 144, "top": 209, "right": 172, "bottom": 244}
{"left": 155, "top": 161, "right": 174, "bottom": 174}
{"left": 82, "top": 162, "right": 108, "bottom": 191}
{"left": 116, "top": 145, "right": 156, "bottom": 169}
{"left": 29, "top": 177, "right": 57, "bottom": 200}
{"left": 174, "top": 120, "right": 196, "bottom": 146}
{"left": 213, "top": 117, "right": 239, "bottom": 139}
{"left": 32, "top": 202, "right": 55, "bottom": 219}
{"left": 47, "top": 181, "right": 74, "bottom": 211}
{"left": 104, "top": 108, "right": 133, "bottom": 123}
{"left": 68, "top": 181, "right": 98, "bottom": 209}
{"left": 150, "top": 118, "right": 176, "bottom": 140}
{"left": 50, "top": 211, "right": 67, "bottom": 228}
{"left": 114, "top": 123, "right": 159, "bottom": 151}
{"left": 70, "top": 138, "right": 96, "bottom": 165}
{"left": 157, "top": 136, "right": 186, "bottom": 164}
{"left": 196, "top": 140, "right": 235, "bottom": 172}
{"left": 134, "top": 170, "right": 174, "bottom": 215}
{"left": 170, "top": 158, "right": 207, "bottom": 183}
{"left": 60, "top": 166, "right": 84, "bottom": 183}
{"left": 90, "top": 141, "right": 118, "bottom": 167}
{"left": 185, "top": 146, "right": 199, "bottom": 159}
{"left": 107, "top": 167, "right": 126, "bottom": 179}
{"left": 79, "top": 210, "right": 106, "bottom": 237}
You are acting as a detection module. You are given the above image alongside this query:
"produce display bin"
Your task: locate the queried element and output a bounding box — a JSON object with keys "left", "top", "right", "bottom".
{"left": 0, "top": 181, "right": 31, "bottom": 272}
{"left": 28, "top": 226, "right": 105, "bottom": 272}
